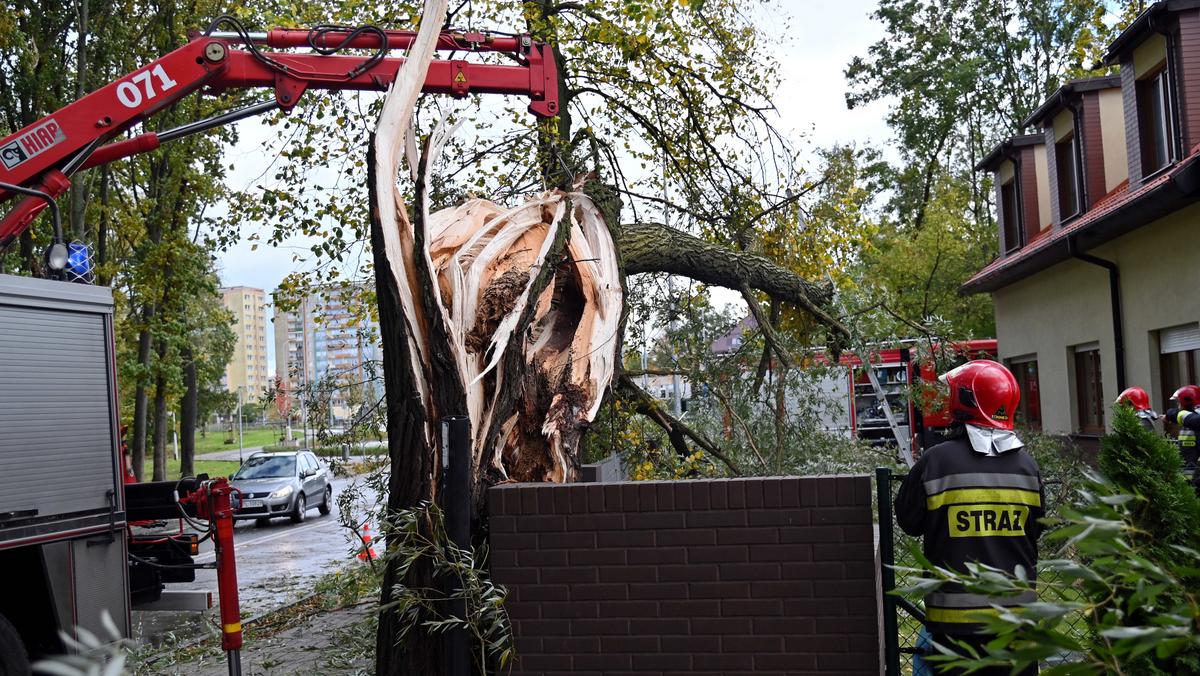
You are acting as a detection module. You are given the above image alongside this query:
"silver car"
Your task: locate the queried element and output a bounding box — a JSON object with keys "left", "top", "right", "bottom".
{"left": 230, "top": 451, "right": 332, "bottom": 525}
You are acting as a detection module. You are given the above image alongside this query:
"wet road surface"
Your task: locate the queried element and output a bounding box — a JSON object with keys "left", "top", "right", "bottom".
{"left": 132, "top": 474, "right": 380, "bottom": 648}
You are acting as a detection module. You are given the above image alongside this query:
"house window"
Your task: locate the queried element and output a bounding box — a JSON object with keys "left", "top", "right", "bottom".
{"left": 1074, "top": 345, "right": 1104, "bottom": 434}
{"left": 1009, "top": 357, "right": 1042, "bottom": 431}
{"left": 1138, "top": 65, "right": 1175, "bottom": 175}
{"left": 1056, "top": 132, "right": 1081, "bottom": 220}
{"left": 1159, "top": 323, "right": 1200, "bottom": 432}
{"left": 1000, "top": 179, "right": 1022, "bottom": 253}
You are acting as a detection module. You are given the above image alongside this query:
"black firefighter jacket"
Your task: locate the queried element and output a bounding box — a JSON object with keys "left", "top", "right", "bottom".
{"left": 895, "top": 434, "right": 1045, "bottom": 636}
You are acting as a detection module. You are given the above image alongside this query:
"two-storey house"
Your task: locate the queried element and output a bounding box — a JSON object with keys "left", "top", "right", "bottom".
{"left": 963, "top": 0, "right": 1200, "bottom": 439}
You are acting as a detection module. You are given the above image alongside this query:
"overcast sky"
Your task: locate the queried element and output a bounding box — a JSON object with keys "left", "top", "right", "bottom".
{"left": 213, "top": 0, "right": 894, "bottom": 364}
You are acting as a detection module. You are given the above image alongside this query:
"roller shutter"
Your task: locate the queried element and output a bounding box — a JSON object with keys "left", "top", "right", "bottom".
{"left": 1160, "top": 323, "right": 1200, "bottom": 354}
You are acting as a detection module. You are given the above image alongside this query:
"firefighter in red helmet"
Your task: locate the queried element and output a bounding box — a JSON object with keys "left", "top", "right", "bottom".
{"left": 1115, "top": 386, "right": 1159, "bottom": 431}
{"left": 895, "top": 360, "right": 1044, "bottom": 675}
{"left": 1166, "top": 385, "right": 1200, "bottom": 468}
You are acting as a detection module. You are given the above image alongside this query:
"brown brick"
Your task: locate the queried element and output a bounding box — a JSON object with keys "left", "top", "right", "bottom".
{"left": 628, "top": 511, "right": 686, "bottom": 530}
{"left": 569, "top": 484, "right": 588, "bottom": 513}
{"left": 709, "top": 480, "right": 728, "bottom": 509}
{"left": 516, "top": 618, "right": 571, "bottom": 636}
{"left": 750, "top": 544, "right": 812, "bottom": 563}
{"left": 787, "top": 634, "right": 849, "bottom": 653}
{"left": 673, "top": 482, "right": 693, "bottom": 510}
{"left": 722, "top": 635, "right": 783, "bottom": 652}
{"left": 814, "top": 542, "right": 872, "bottom": 561}
{"left": 748, "top": 509, "right": 811, "bottom": 527}
{"left": 542, "top": 635, "right": 601, "bottom": 653}
{"left": 657, "top": 481, "right": 676, "bottom": 510}
{"left": 520, "top": 487, "right": 538, "bottom": 514}
{"left": 719, "top": 562, "right": 781, "bottom": 582}
{"left": 753, "top": 617, "right": 814, "bottom": 634}
{"left": 586, "top": 483, "right": 605, "bottom": 512}
{"left": 689, "top": 581, "right": 750, "bottom": 599}
{"left": 516, "top": 654, "right": 571, "bottom": 670}
{"left": 522, "top": 548, "right": 566, "bottom": 567}
{"left": 727, "top": 480, "right": 746, "bottom": 508}
{"left": 811, "top": 506, "right": 871, "bottom": 525}
{"left": 514, "top": 635, "right": 541, "bottom": 653}
{"left": 541, "top": 601, "right": 599, "bottom": 619}
{"left": 633, "top": 654, "right": 692, "bottom": 670}
{"left": 628, "top": 546, "right": 686, "bottom": 565}
{"left": 754, "top": 653, "right": 818, "bottom": 670}
{"left": 691, "top": 617, "right": 752, "bottom": 634}
{"left": 837, "top": 476, "right": 864, "bottom": 506}
{"left": 538, "top": 531, "right": 596, "bottom": 550}
{"left": 762, "top": 478, "right": 783, "bottom": 507}
{"left": 820, "top": 580, "right": 876, "bottom": 597}
{"left": 659, "top": 564, "right": 719, "bottom": 582}
{"left": 572, "top": 618, "right": 630, "bottom": 635}
{"left": 781, "top": 561, "right": 843, "bottom": 578}
{"left": 661, "top": 635, "right": 720, "bottom": 653}
{"left": 541, "top": 566, "right": 598, "bottom": 584}
{"left": 817, "top": 651, "right": 878, "bottom": 672}
{"left": 490, "top": 515, "right": 516, "bottom": 533}
{"left": 571, "top": 583, "right": 628, "bottom": 601}
{"left": 552, "top": 485, "right": 571, "bottom": 514}
{"left": 573, "top": 653, "right": 632, "bottom": 670}
{"left": 638, "top": 483, "right": 658, "bottom": 511}
{"left": 598, "top": 600, "right": 659, "bottom": 618}
{"left": 750, "top": 580, "right": 812, "bottom": 598}
{"left": 800, "top": 478, "right": 820, "bottom": 506}
{"left": 569, "top": 548, "right": 626, "bottom": 566}
{"left": 487, "top": 485, "right": 507, "bottom": 515}
{"left": 506, "top": 601, "right": 541, "bottom": 619}
{"left": 717, "top": 527, "right": 777, "bottom": 545}
{"left": 601, "top": 635, "right": 660, "bottom": 653}
{"left": 490, "top": 549, "right": 517, "bottom": 568}
{"left": 525, "top": 514, "right": 567, "bottom": 532}
{"left": 657, "top": 529, "right": 716, "bottom": 546}
{"left": 491, "top": 566, "right": 538, "bottom": 585}
{"left": 621, "top": 482, "right": 641, "bottom": 511}
{"left": 780, "top": 479, "right": 801, "bottom": 508}
{"left": 567, "top": 513, "right": 625, "bottom": 531}
{"left": 745, "top": 480, "right": 765, "bottom": 508}
{"left": 535, "top": 484, "right": 560, "bottom": 512}
{"left": 780, "top": 525, "right": 845, "bottom": 544}
{"left": 492, "top": 532, "right": 536, "bottom": 551}
{"left": 599, "top": 565, "right": 658, "bottom": 583}
{"left": 630, "top": 582, "right": 689, "bottom": 600}
{"left": 687, "top": 510, "right": 747, "bottom": 528}
{"left": 844, "top": 560, "right": 874, "bottom": 580}
{"left": 842, "top": 524, "right": 874, "bottom": 542}
{"left": 694, "top": 653, "right": 755, "bottom": 670}
{"left": 690, "top": 480, "right": 712, "bottom": 509}
{"left": 818, "top": 478, "right": 839, "bottom": 506}
{"left": 603, "top": 484, "right": 623, "bottom": 511}
{"left": 846, "top": 596, "right": 878, "bottom": 616}
{"left": 688, "top": 545, "right": 748, "bottom": 564}
{"left": 721, "top": 598, "right": 782, "bottom": 616}
{"left": 785, "top": 597, "right": 845, "bottom": 616}
{"left": 631, "top": 618, "right": 688, "bottom": 634}
{"left": 661, "top": 599, "right": 720, "bottom": 616}
{"left": 597, "top": 530, "right": 655, "bottom": 548}
{"left": 854, "top": 475, "right": 871, "bottom": 505}
{"left": 523, "top": 584, "right": 571, "bottom": 602}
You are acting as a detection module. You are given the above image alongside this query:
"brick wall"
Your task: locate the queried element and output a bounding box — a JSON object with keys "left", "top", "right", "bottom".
{"left": 488, "top": 476, "right": 879, "bottom": 675}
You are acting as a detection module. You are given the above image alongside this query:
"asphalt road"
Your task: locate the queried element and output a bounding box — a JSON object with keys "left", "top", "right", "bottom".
{"left": 132, "top": 473, "right": 381, "bottom": 648}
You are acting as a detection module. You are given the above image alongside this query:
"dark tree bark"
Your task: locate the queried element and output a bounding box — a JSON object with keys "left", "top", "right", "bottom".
{"left": 130, "top": 307, "right": 153, "bottom": 481}
{"left": 152, "top": 337, "right": 168, "bottom": 481}
{"left": 180, "top": 344, "right": 198, "bottom": 478}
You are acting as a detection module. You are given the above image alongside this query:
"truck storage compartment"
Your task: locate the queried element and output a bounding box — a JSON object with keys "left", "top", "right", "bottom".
{"left": 0, "top": 275, "right": 123, "bottom": 545}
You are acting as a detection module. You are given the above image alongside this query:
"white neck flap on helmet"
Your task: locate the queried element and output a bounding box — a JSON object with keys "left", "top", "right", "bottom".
{"left": 965, "top": 424, "right": 1024, "bottom": 457}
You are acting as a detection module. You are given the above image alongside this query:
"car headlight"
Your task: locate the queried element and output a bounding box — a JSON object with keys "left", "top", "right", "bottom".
{"left": 270, "top": 485, "right": 294, "bottom": 499}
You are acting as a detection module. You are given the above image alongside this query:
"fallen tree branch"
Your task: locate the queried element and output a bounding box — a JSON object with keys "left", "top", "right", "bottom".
{"left": 617, "top": 374, "right": 740, "bottom": 476}
{"left": 740, "top": 283, "right": 793, "bottom": 370}
{"left": 709, "top": 385, "right": 769, "bottom": 472}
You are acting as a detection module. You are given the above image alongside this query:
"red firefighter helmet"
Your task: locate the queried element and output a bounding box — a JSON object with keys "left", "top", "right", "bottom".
{"left": 1171, "top": 385, "right": 1200, "bottom": 409}
{"left": 939, "top": 360, "right": 1020, "bottom": 431}
{"left": 1115, "top": 386, "right": 1152, "bottom": 411}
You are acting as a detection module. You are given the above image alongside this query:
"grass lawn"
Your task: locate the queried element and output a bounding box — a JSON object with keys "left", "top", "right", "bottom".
{"left": 193, "top": 427, "right": 282, "bottom": 454}
{"left": 140, "top": 456, "right": 243, "bottom": 481}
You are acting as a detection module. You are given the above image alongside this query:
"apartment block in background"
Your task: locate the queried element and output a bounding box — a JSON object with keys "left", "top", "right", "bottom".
{"left": 219, "top": 286, "right": 270, "bottom": 396}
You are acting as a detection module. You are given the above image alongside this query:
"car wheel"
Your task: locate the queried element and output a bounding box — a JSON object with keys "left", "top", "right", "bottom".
{"left": 318, "top": 486, "right": 332, "bottom": 516}
{"left": 255, "top": 517, "right": 271, "bottom": 528}
{"left": 0, "top": 612, "right": 31, "bottom": 676}
{"left": 291, "top": 493, "right": 306, "bottom": 524}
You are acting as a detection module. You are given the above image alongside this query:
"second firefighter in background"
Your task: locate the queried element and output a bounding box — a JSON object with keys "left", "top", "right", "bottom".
{"left": 896, "top": 360, "right": 1044, "bottom": 676}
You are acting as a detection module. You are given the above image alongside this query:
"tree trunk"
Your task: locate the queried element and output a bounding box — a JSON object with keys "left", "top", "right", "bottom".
{"left": 131, "top": 307, "right": 154, "bottom": 481}
{"left": 180, "top": 344, "right": 198, "bottom": 478}
{"left": 152, "top": 337, "right": 168, "bottom": 481}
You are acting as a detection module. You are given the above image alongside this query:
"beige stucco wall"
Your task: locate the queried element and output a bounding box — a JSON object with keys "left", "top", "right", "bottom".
{"left": 1034, "top": 144, "right": 1051, "bottom": 230}
{"left": 993, "top": 201, "right": 1200, "bottom": 434}
{"left": 1133, "top": 33, "right": 1167, "bottom": 77}
{"left": 1098, "top": 88, "right": 1128, "bottom": 192}
{"left": 998, "top": 159, "right": 1015, "bottom": 184}
{"left": 1053, "top": 109, "right": 1074, "bottom": 142}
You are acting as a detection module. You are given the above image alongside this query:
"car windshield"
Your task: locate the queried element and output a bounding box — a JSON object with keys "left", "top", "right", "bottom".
{"left": 233, "top": 456, "right": 295, "bottom": 479}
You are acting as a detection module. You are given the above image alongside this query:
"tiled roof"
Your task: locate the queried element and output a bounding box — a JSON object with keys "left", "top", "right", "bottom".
{"left": 962, "top": 148, "right": 1200, "bottom": 294}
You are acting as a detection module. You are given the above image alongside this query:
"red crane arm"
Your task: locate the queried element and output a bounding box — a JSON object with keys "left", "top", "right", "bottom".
{"left": 0, "top": 26, "right": 560, "bottom": 249}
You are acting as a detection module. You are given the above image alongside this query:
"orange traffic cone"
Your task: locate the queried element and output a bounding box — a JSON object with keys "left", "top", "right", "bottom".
{"left": 358, "top": 522, "right": 377, "bottom": 561}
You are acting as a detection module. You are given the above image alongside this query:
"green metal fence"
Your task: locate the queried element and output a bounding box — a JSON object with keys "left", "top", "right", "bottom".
{"left": 876, "top": 467, "right": 1086, "bottom": 676}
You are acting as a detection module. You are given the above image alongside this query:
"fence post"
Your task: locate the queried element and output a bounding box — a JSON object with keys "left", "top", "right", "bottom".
{"left": 876, "top": 467, "right": 900, "bottom": 676}
{"left": 442, "top": 417, "right": 471, "bottom": 676}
